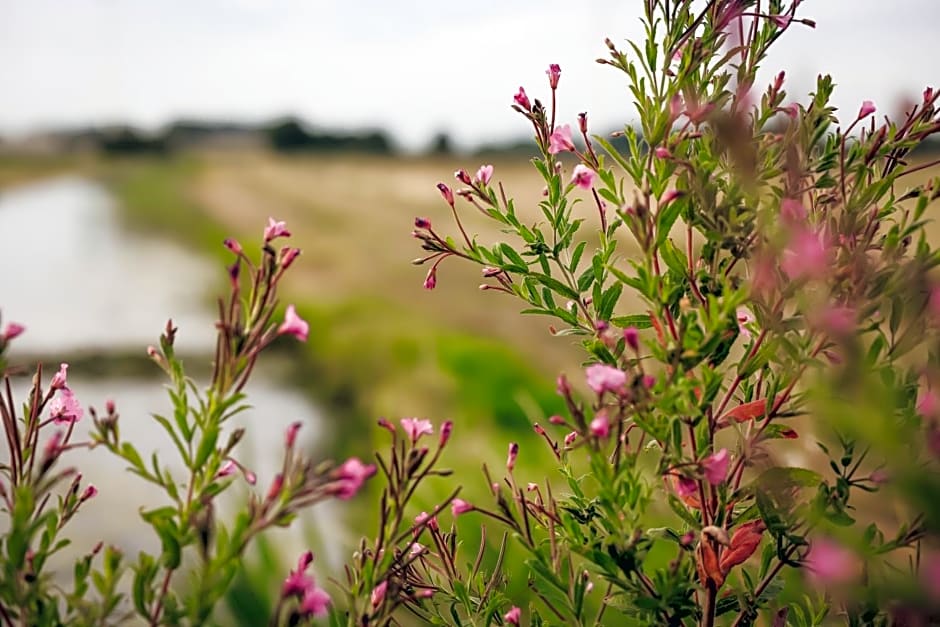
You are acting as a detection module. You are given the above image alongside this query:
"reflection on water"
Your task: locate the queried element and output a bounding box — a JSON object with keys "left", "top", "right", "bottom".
{"left": 0, "top": 176, "right": 217, "bottom": 353}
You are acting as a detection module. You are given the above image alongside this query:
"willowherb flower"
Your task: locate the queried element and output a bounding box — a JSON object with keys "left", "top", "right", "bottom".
{"left": 589, "top": 412, "right": 610, "bottom": 438}
{"left": 654, "top": 146, "right": 671, "bottom": 159}
{"left": 216, "top": 460, "right": 237, "bottom": 479}
{"left": 736, "top": 307, "right": 755, "bottom": 340}
{"left": 415, "top": 511, "right": 438, "bottom": 531}
{"left": 50, "top": 363, "right": 69, "bottom": 390}
{"left": 454, "top": 169, "right": 472, "bottom": 185}
{"left": 475, "top": 164, "right": 494, "bottom": 185}
{"left": 80, "top": 485, "right": 98, "bottom": 502}
{"left": 780, "top": 102, "right": 800, "bottom": 119}
{"left": 857, "top": 100, "right": 876, "bottom": 119}
{"left": 436, "top": 183, "right": 455, "bottom": 206}
{"left": 660, "top": 189, "right": 683, "bottom": 205}
{"left": 2, "top": 322, "right": 25, "bottom": 342}
{"left": 780, "top": 197, "right": 807, "bottom": 224}
{"left": 548, "top": 124, "right": 575, "bottom": 154}
{"left": 279, "top": 247, "right": 301, "bottom": 270}
{"left": 506, "top": 442, "right": 519, "bottom": 471}
{"left": 414, "top": 216, "right": 431, "bottom": 230}
{"left": 702, "top": 448, "right": 730, "bottom": 485}
{"left": 223, "top": 237, "right": 243, "bottom": 255}
{"left": 781, "top": 228, "right": 829, "bottom": 280}
{"left": 451, "top": 498, "right": 473, "bottom": 516}
{"left": 439, "top": 420, "right": 453, "bottom": 447}
{"left": 585, "top": 363, "right": 627, "bottom": 395}
{"left": 770, "top": 14, "right": 791, "bottom": 28}
{"left": 264, "top": 217, "right": 291, "bottom": 242}
{"left": 564, "top": 431, "right": 577, "bottom": 446}
{"left": 331, "top": 457, "right": 377, "bottom": 500}
{"left": 623, "top": 326, "right": 639, "bottom": 351}
{"left": 803, "top": 537, "right": 860, "bottom": 585}
{"left": 283, "top": 551, "right": 315, "bottom": 597}
{"left": 400, "top": 417, "right": 434, "bottom": 443}
{"left": 49, "top": 388, "right": 83, "bottom": 425}
{"left": 504, "top": 606, "right": 522, "bottom": 625}
{"left": 285, "top": 421, "right": 302, "bottom": 448}
{"left": 571, "top": 164, "right": 596, "bottom": 190}
{"left": 513, "top": 86, "right": 531, "bottom": 111}
{"left": 278, "top": 304, "right": 309, "bottom": 342}
{"left": 546, "top": 63, "right": 561, "bottom": 89}
{"left": 371, "top": 580, "right": 387, "bottom": 608}
{"left": 423, "top": 267, "right": 437, "bottom": 290}
{"left": 300, "top": 586, "right": 331, "bottom": 617}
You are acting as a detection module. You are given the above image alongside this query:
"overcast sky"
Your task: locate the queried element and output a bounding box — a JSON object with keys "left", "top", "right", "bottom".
{"left": 1, "top": 0, "right": 937, "bottom": 151}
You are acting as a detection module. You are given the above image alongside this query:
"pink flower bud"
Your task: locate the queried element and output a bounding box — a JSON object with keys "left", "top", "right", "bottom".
{"left": 623, "top": 327, "right": 639, "bottom": 351}
{"left": 278, "top": 304, "right": 309, "bottom": 342}
{"left": 286, "top": 421, "right": 302, "bottom": 448}
{"left": 223, "top": 238, "right": 243, "bottom": 255}
{"left": 414, "top": 217, "right": 431, "bottom": 229}
{"left": 514, "top": 87, "right": 531, "bottom": 111}
{"left": 371, "top": 581, "right": 387, "bottom": 608}
{"left": 642, "top": 374, "right": 656, "bottom": 389}
{"left": 267, "top": 474, "right": 284, "bottom": 501}
{"left": 770, "top": 14, "right": 791, "bottom": 28}
{"left": 669, "top": 94, "right": 683, "bottom": 120}
{"left": 526, "top": 482, "right": 538, "bottom": 492}
{"left": 451, "top": 498, "right": 473, "bottom": 516}
{"left": 2, "top": 322, "right": 25, "bottom": 341}
{"left": 245, "top": 470, "right": 257, "bottom": 485}
{"left": 280, "top": 247, "right": 301, "bottom": 270}
{"left": 80, "top": 485, "right": 98, "bottom": 502}
{"left": 546, "top": 63, "right": 561, "bottom": 89}
{"left": 548, "top": 125, "right": 575, "bottom": 154}
{"left": 660, "top": 189, "right": 682, "bottom": 205}
{"left": 414, "top": 511, "right": 438, "bottom": 531}
{"left": 217, "top": 460, "right": 237, "bottom": 478}
{"left": 436, "top": 183, "right": 455, "bottom": 206}
{"left": 549, "top": 415, "right": 565, "bottom": 425}
{"left": 506, "top": 442, "right": 519, "bottom": 471}
{"left": 439, "top": 420, "right": 453, "bottom": 447}
{"left": 556, "top": 374, "right": 571, "bottom": 396}
{"left": 50, "top": 363, "right": 69, "bottom": 390}
{"left": 773, "top": 71, "right": 786, "bottom": 92}
{"left": 564, "top": 431, "right": 577, "bottom": 446}
{"left": 780, "top": 103, "right": 800, "bottom": 119}
{"left": 105, "top": 399, "right": 116, "bottom": 414}
{"left": 533, "top": 423, "right": 546, "bottom": 436}
{"left": 454, "top": 169, "right": 472, "bottom": 185}
{"left": 504, "top": 606, "right": 522, "bottom": 625}
{"left": 264, "top": 217, "right": 291, "bottom": 242}
{"left": 857, "top": 100, "right": 876, "bottom": 119}
{"left": 654, "top": 146, "right": 671, "bottom": 159}
{"left": 577, "top": 112, "right": 588, "bottom": 134}
{"left": 702, "top": 448, "right": 730, "bottom": 485}
{"left": 589, "top": 412, "right": 610, "bottom": 438}
{"left": 924, "top": 87, "right": 935, "bottom": 103}
{"left": 571, "top": 164, "right": 596, "bottom": 190}
{"left": 423, "top": 267, "right": 437, "bottom": 290}
{"left": 475, "top": 164, "right": 494, "bottom": 185}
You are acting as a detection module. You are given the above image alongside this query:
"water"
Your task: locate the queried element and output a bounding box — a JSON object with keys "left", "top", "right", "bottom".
{"left": 0, "top": 176, "right": 217, "bottom": 353}
{"left": 0, "top": 176, "right": 346, "bottom": 572}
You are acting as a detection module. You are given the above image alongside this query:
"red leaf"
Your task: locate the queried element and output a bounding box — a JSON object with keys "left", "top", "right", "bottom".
{"left": 719, "top": 520, "right": 766, "bottom": 574}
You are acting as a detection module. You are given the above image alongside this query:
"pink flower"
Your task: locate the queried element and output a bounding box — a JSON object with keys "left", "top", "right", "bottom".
{"left": 526, "top": 482, "right": 538, "bottom": 492}
{"left": 660, "top": 189, "right": 682, "bottom": 205}
{"left": 770, "top": 14, "right": 791, "bottom": 28}
{"left": 857, "top": 100, "right": 876, "bottom": 119}
{"left": 300, "top": 586, "right": 331, "bottom": 617}
{"left": 642, "top": 374, "right": 656, "bottom": 389}
{"left": 780, "top": 103, "right": 800, "bottom": 119}
{"left": 548, "top": 124, "right": 575, "bottom": 154}
{"left": 918, "top": 387, "right": 940, "bottom": 418}
{"left": 279, "top": 247, "right": 301, "bottom": 270}
{"left": 371, "top": 581, "right": 387, "bottom": 608}
{"left": 331, "top": 457, "right": 377, "bottom": 500}
{"left": 514, "top": 87, "right": 531, "bottom": 111}
{"left": 400, "top": 418, "right": 434, "bottom": 443}
{"left": 278, "top": 304, "right": 309, "bottom": 342}
{"left": 506, "top": 442, "right": 519, "bottom": 471}
{"left": 585, "top": 363, "right": 627, "bottom": 395}
{"left": 423, "top": 267, "right": 437, "bottom": 290}
{"left": 780, "top": 197, "right": 807, "bottom": 223}
{"left": 702, "top": 448, "right": 730, "bottom": 485}
{"left": 454, "top": 169, "right": 472, "bottom": 185}
{"left": 654, "top": 146, "right": 671, "bottom": 159}
{"left": 676, "top": 476, "right": 698, "bottom": 499}
{"left": 451, "top": 498, "right": 473, "bottom": 516}
{"left": 669, "top": 94, "right": 683, "bottom": 120}
{"left": 781, "top": 228, "right": 829, "bottom": 280}
{"left": 2, "top": 322, "right": 25, "bottom": 342}
{"left": 217, "top": 460, "right": 237, "bottom": 479}
{"left": 415, "top": 511, "right": 438, "bottom": 531}
{"left": 439, "top": 420, "right": 453, "bottom": 447}
{"left": 475, "top": 164, "right": 494, "bottom": 185}
{"left": 571, "top": 164, "right": 596, "bottom": 190}
{"left": 589, "top": 412, "right": 610, "bottom": 438}
{"left": 264, "top": 217, "right": 291, "bottom": 242}
{"left": 414, "top": 216, "right": 431, "bottom": 230}
{"left": 49, "top": 389, "right": 83, "bottom": 425}
{"left": 803, "top": 538, "right": 860, "bottom": 585}
{"left": 921, "top": 552, "right": 940, "bottom": 600}
{"left": 283, "top": 551, "right": 315, "bottom": 597}
{"left": 504, "top": 606, "right": 522, "bottom": 625}
{"left": 564, "top": 431, "right": 577, "bottom": 446}
{"left": 50, "top": 363, "right": 69, "bottom": 390}
{"left": 736, "top": 307, "right": 755, "bottom": 340}
{"left": 546, "top": 63, "right": 561, "bottom": 89}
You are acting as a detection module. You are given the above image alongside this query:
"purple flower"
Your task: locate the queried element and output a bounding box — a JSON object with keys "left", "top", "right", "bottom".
{"left": 702, "top": 448, "right": 730, "bottom": 485}
{"left": 331, "top": 457, "right": 377, "bottom": 500}
{"left": 857, "top": 100, "right": 876, "bottom": 119}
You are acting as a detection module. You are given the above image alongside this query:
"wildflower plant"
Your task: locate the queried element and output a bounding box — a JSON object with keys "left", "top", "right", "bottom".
{"left": 410, "top": 0, "right": 940, "bottom": 624}
{"left": 0, "top": 222, "right": 375, "bottom": 625}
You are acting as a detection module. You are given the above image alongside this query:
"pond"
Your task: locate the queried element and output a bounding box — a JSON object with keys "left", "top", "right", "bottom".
{"left": 0, "top": 176, "right": 345, "bottom": 569}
